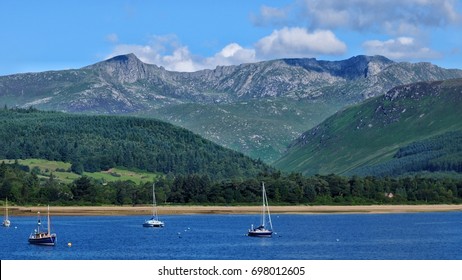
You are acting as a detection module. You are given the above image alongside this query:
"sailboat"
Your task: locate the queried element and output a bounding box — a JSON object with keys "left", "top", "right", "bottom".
{"left": 28, "top": 205, "right": 57, "bottom": 246}
{"left": 2, "top": 198, "right": 11, "bottom": 227}
{"left": 248, "top": 182, "right": 273, "bottom": 237}
{"left": 143, "top": 183, "right": 164, "bottom": 227}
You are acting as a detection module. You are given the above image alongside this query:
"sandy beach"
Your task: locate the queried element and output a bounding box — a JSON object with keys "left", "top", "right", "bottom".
{"left": 6, "top": 204, "right": 462, "bottom": 216}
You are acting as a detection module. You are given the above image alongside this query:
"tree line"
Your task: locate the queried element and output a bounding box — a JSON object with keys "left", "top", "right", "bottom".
{"left": 2, "top": 162, "right": 462, "bottom": 206}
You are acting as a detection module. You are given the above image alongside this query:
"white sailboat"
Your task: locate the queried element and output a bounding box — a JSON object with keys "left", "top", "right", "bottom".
{"left": 143, "top": 183, "right": 164, "bottom": 227}
{"left": 248, "top": 182, "right": 273, "bottom": 237}
{"left": 2, "top": 198, "right": 11, "bottom": 227}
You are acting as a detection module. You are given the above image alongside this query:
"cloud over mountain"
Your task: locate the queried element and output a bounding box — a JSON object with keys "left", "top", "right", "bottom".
{"left": 363, "top": 37, "right": 441, "bottom": 60}
{"left": 255, "top": 27, "right": 347, "bottom": 58}
{"left": 252, "top": 0, "right": 462, "bottom": 63}
{"left": 107, "top": 27, "right": 346, "bottom": 72}
{"left": 103, "top": 0, "right": 461, "bottom": 72}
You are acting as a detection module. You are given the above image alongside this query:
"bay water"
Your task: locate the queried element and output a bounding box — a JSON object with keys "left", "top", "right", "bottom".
{"left": 1, "top": 212, "right": 461, "bottom": 260}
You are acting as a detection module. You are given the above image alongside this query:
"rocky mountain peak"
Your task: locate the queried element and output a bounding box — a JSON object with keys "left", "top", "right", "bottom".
{"left": 85, "top": 53, "right": 154, "bottom": 83}
{"left": 108, "top": 53, "right": 140, "bottom": 62}
{"left": 280, "top": 55, "right": 395, "bottom": 81}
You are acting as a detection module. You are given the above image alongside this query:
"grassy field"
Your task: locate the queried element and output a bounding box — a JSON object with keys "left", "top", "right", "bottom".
{"left": 1, "top": 158, "right": 159, "bottom": 184}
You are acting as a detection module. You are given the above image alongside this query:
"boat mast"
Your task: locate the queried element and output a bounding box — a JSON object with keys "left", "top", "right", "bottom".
{"left": 47, "top": 205, "right": 51, "bottom": 235}
{"left": 264, "top": 185, "right": 273, "bottom": 231}
{"left": 37, "top": 211, "right": 41, "bottom": 232}
{"left": 153, "top": 183, "right": 157, "bottom": 219}
{"left": 261, "top": 182, "right": 266, "bottom": 227}
{"left": 5, "top": 198, "right": 8, "bottom": 221}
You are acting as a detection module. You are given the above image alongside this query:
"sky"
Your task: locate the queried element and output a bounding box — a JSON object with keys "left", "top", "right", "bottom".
{"left": 1, "top": 0, "right": 461, "bottom": 76}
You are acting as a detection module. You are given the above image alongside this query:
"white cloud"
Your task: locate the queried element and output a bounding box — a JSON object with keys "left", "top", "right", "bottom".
{"left": 204, "top": 43, "right": 256, "bottom": 67}
{"left": 363, "top": 37, "right": 441, "bottom": 60}
{"left": 255, "top": 27, "right": 347, "bottom": 59}
{"left": 300, "top": 0, "right": 462, "bottom": 35}
{"left": 161, "top": 46, "right": 196, "bottom": 72}
{"left": 260, "top": 0, "right": 461, "bottom": 36}
{"left": 251, "top": 0, "right": 461, "bottom": 62}
{"left": 220, "top": 43, "right": 246, "bottom": 58}
{"left": 106, "top": 36, "right": 256, "bottom": 72}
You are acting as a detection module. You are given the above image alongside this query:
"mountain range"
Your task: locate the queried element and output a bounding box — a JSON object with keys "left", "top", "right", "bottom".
{"left": 1, "top": 54, "right": 462, "bottom": 163}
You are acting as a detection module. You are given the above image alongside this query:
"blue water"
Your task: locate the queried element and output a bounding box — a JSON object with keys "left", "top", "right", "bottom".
{"left": 1, "top": 212, "right": 461, "bottom": 260}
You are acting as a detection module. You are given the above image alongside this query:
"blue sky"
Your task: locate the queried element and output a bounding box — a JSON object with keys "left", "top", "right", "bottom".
{"left": 1, "top": 0, "right": 461, "bottom": 75}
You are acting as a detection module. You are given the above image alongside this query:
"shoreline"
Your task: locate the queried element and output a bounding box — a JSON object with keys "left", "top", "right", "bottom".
{"left": 6, "top": 204, "right": 462, "bottom": 216}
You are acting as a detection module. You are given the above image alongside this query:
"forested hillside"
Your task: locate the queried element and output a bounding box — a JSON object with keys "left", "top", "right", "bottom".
{"left": 0, "top": 108, "right": 271, "bottom": 180}
{"left": 354, "top": 131, "right": 462, "bottom": 176}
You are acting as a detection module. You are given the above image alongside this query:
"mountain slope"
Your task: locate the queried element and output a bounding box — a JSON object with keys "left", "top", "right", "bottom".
{"left": 273, "top": 78, "right": 462, "bottom": 175}
{"left": 1, "top": 54, "right": 462, "bottom": 162}
{"left": 146, "top": 98, "right": 342, "bottom": 162}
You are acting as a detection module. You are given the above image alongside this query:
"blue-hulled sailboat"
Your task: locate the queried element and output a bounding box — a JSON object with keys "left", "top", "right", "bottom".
{"left": 28, "top": 206, "right": 56, "bottom": 246}
{"left": 248, "top": 182, "right": 273, "bottom": 237}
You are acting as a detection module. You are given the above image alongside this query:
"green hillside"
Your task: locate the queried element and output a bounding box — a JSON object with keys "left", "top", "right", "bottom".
{"left": 146, "top": 98, "right": 342, "bottom": 163}
{"left": 274, "top": 79, "right": 462, "bottom": 176}
{"left": 0, "top": 108, "right": 272, "bottom": 180}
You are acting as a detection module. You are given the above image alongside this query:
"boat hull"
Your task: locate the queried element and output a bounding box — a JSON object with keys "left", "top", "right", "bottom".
{"left": 248, "top": 230, "right": 273, "bottom": 237}
{"left": 2, "top": 220, "right": 10, "bottom": 227}
{"left": 143, "top": 220, "right": 164, "bottom": 227}
{"left": 28, "top": 234, "right": 56, "bottom": 246}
